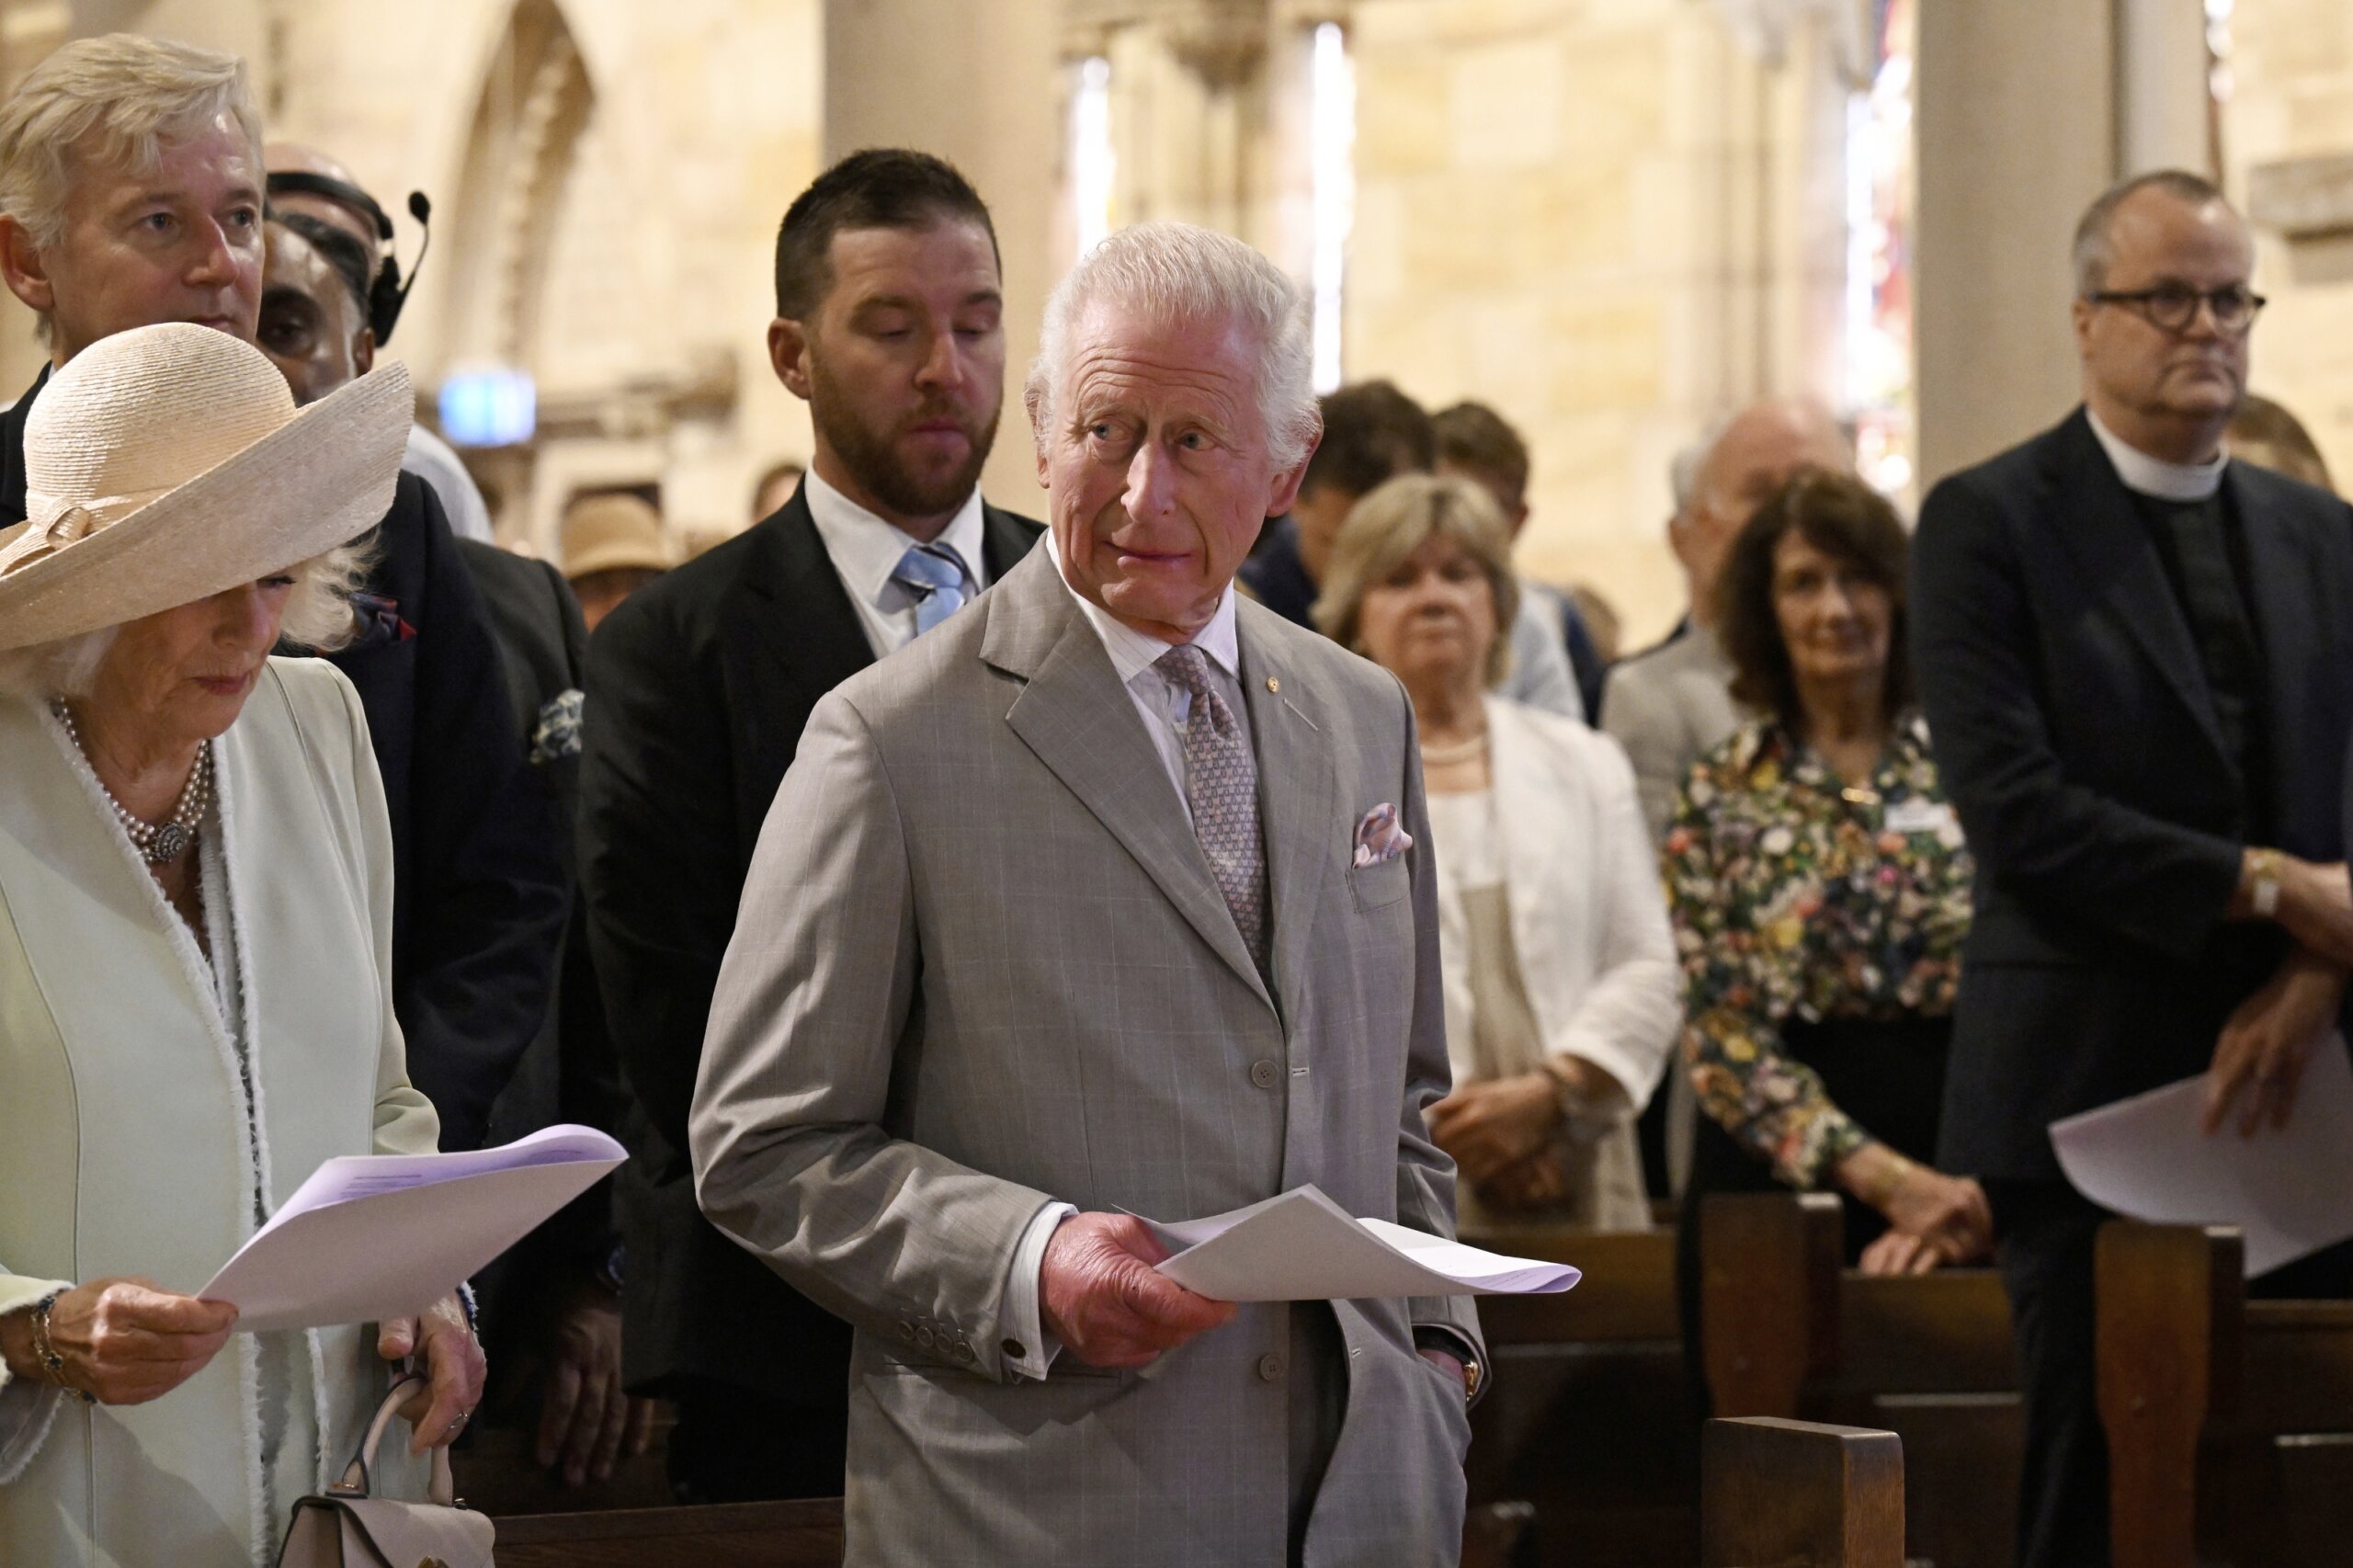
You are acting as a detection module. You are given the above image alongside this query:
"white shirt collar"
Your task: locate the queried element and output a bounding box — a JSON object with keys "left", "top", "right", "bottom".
{"left": 801, "top": 464, "right": 988, "bottom": 608}
{"left": 1049, "top": 542, "right": 1242, "bottom": 687}
{"left": 2086, "top": 406, "right": 2227, "bottom": 502}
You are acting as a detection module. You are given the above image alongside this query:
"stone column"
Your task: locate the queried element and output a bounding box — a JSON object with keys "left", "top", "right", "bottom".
{"left": 1913, "top": 4, "right": 2117, "bottom": 489}
{"left": 824, "top": 0, "right": 1062, "bottom": 517}
{"left": 2117, "top": 0, "right": 2213, "bottom": 177}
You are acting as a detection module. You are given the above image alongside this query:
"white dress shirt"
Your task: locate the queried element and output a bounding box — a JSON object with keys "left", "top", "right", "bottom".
{"left": 802, "top": 466, "right": 990, "bottom": 656}
{"left": 998, "top": 563, "right": 1252, "bottom": 1380}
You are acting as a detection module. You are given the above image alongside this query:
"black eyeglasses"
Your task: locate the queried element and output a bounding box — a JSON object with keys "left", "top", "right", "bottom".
{"left": 2085, "top": 283, "right": 2268, "bottom": 335}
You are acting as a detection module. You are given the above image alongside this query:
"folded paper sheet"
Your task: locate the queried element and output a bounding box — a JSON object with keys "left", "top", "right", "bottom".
{"left": 2050, "top": 1034, "right": 2353, "bottom": 1277}
{"left": 199, "top": 1125, "right": 626, "bottom": 1332}
{"left": 1149, "top": 1185, "right": 1580, "bottom": 1301}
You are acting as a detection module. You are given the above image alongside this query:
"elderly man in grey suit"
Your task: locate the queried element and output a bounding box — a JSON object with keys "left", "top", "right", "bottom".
{"left": 1602, "top": 398, "right": 1851, "bottom": 838}
{"left": 691, "top": 220, "right": 1481, "bottom": 1566}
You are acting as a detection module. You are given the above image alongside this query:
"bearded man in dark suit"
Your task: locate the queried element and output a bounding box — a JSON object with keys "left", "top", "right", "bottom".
{"left": 577, "top": 148, "right": 1041, "bottom": 1503}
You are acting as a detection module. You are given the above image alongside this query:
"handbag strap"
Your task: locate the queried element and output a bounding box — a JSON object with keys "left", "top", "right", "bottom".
{"left": 329, "top": 1374, "right": 458, "bottom": 1507}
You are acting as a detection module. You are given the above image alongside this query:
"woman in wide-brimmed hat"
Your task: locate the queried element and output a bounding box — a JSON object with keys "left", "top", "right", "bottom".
{"left": 0, "top": 323, "right": 486, "bottom": 1567}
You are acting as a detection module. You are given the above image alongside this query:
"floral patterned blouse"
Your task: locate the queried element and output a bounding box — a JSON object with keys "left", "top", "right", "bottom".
{"left": 1662, "top": 712, "right": 1974, "bottom": 1188}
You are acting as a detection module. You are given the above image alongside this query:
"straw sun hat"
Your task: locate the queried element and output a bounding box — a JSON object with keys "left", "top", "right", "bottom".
{"left": 0, "top": 321, "right": 412, "bottom": 653}
{"left": 560, "top": 492, "right": 672, "bottom": 579}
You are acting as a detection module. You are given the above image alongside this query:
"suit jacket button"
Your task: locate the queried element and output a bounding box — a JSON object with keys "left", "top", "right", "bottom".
{"left": 1250, "top": 1059, "right": 1280, "bottom": 1089}
{"left": 1257, "top": 1353, "right": 1285, "bottom": 1383}
{"left": 916, "top": 1326, "right": 936, "bottom": 1349}
{"left": 898, "top": 1320, "right": 916, "bottom": 1341}
{"left": 953, "top": 1340, "right": 976, "bottom": 1363}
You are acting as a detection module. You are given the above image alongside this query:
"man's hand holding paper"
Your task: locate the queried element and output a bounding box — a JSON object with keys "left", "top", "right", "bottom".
{"left": 1040, "top": 1213, "right": 1235, "bottom": 1370}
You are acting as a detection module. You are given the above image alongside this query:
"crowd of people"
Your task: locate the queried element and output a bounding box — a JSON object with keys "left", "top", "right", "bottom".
{"left": 1, "top": 28, "right": 2350, "bottom": 1568}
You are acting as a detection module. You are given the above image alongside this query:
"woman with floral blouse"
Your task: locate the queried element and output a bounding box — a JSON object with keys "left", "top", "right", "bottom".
{"left": 1665, "top": 470, "right": 1994, "bottom": 1312}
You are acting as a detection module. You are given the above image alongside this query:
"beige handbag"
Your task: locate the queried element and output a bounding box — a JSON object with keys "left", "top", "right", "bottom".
{"left": 275, "top": 1376, "right": 495, "bottom": 1568}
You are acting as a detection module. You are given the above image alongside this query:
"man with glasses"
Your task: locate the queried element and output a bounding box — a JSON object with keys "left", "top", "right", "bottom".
{"left": 1912, "top": 168, "right": 2353, "bottom": 1568}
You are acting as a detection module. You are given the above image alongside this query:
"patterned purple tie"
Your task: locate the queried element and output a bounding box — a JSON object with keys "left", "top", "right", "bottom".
{"left": 1155, "top": 644, "right": 1270, "bottom": 974}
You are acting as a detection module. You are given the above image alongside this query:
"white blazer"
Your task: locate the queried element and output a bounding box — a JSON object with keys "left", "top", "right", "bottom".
{"left": 0, "top": 658, "right": 439, "bottom": 1568}
{"left": 1433, "top": 697, "right": 1682, "bottom": 1125}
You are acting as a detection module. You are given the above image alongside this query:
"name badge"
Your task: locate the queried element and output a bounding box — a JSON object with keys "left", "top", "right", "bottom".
{"left": 1883, "top": 797, "right": 1960, "bottom": 839}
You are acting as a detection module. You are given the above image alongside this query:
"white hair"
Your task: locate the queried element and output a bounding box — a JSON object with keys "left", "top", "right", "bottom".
{"left": 1025, "top": 221, "right": 1319, "bottom": 472}
{"left": 0, "top": 540, "right": 373, "bottom": 702}
{"left": 0, "top": 34, "right": 262, "bottom": 257}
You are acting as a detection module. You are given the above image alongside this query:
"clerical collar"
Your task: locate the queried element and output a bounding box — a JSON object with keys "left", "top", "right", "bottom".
{"left": 2086, "top": 407, "right": 2226, "bottom": 502}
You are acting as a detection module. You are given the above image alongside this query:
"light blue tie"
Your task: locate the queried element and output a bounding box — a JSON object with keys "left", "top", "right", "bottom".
{"left": 892, "top": 542, "right": 971, "bottom": 636}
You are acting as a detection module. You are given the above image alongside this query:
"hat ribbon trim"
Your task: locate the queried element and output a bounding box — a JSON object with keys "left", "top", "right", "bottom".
{"left": 2, "top": 485, "right": 178, "bottom": 576}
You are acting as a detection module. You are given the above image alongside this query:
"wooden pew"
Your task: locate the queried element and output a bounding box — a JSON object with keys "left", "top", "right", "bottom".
{"left": 2097, "top": 1221, "right": 2353, "bottom": 1568}
{"left": 1462, "top": 1222, "right": 1693, "bottom": 1567}
{"left": 1702, "top": 1417, "right": 1905, "bottom": 1568}
{"left": 493, "top": 1499, "right": 845, "bottom": 1567}
{"left": 490, "top": 1496, "right": 1535, "bottom": 1566}
{"left": 486, "top": 1431, "right": 1896, "bottom": 1568}
{"left": 1699, "top": 1191, "right": 2022, "bottom": 1567}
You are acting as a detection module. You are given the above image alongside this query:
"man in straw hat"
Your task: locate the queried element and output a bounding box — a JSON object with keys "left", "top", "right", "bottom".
{"left": 0, "top": 321, "right": 485, "bottom": 1568}
{"left": 0, "top": 33, "right": 567, "bottom": 1155}
{"left": 560, "top": 491, "right": 671, "bottom": 633}
{"left": 578, "top": 147, "right": 1041, "bottom": 1505}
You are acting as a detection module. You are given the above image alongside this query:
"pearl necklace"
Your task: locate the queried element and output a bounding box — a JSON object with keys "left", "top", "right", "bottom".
{"left": 1418, "top": 731, "right": 1490, "bottom": 767}
{"left": 51, "top": 699, "right": 212, "bottom": 864}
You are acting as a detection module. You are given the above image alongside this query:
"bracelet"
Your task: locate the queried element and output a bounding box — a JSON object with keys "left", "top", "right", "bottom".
{"left": 28, "top": 1291, "right": 95, "bottom": 1404}
{"left": 1861, "top": 1150, "right": 1914, "bottom": 1210}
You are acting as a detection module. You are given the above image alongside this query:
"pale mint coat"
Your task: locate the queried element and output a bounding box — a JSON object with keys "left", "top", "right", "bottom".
{"left": 0, "top": 656, "right": 439, "bottom": 1568}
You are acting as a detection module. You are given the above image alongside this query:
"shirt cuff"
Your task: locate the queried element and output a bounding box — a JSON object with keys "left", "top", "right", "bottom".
{"left": 1002, "top": 1201, "right": 1077, "bottom": 1381}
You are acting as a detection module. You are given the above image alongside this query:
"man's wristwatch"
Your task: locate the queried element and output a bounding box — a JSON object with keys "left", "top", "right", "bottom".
{"left": 2249, "top": 847, "right": 2284, "bottom": 920}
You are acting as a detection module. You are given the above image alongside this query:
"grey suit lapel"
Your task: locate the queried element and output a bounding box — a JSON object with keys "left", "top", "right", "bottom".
{"left": 984, "top": 552, "right": 1275, "bottom": 1008}
{"left": 1235, "top": 603, "right": 1341, "bottom": 1027}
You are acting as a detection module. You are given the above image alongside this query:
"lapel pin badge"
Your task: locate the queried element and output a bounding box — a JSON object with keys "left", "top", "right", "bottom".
{"left": 1266, "top": 676, "right": 1279, "bottom": 693}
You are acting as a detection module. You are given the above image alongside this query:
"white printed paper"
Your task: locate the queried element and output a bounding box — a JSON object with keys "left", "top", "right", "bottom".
{"left": 199, "top": 1125, "right": 625, "bottom": 1332}
{"left": 1148, "top": 1185, "right": 1580, "bottom": 1301}
{"left": 2050, "top": 1033, "right": 2353, "bottom": 1277}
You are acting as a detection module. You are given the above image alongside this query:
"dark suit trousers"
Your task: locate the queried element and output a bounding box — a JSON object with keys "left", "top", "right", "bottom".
{"left": 1985, "top": 1180, "right": 2112, "bottom": 1568}
{"left": 666, "top": 1377, "right": 847, "bottom": 1504}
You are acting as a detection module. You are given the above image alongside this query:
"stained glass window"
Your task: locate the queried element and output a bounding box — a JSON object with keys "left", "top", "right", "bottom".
{"left": 1844, "top": 0, "right": 1915, "bottom": 500}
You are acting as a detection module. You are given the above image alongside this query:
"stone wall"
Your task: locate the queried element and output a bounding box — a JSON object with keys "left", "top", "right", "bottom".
{"left": 1341, "top": 0, "right": 1848, "bottom": 646}
{"left": 2225, "top": 0, "right": 2353, "bottom": 489}
{"left": 0, "top": 0, "right": 823, "bottom": 554}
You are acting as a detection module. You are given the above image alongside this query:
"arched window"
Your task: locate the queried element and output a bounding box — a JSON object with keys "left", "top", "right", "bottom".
{"left": 1843, "top": 0, "right": 1915, "bottom": 499}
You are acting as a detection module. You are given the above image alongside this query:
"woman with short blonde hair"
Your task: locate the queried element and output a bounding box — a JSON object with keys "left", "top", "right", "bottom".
{"left": 1316, "top": 473, "right": 1678, "bottom": 1230}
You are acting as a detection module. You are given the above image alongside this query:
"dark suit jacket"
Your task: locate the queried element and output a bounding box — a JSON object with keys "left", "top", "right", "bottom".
{"left": 579, "top": 483, "right": 1043, "bottom": 1403}
{"left": 1912, "top": 408, "right": 2353, "bottom": 1181}
{"left": 1238, "top": 514, "right": 1317, "bottom": 627}
{"left": 3, "top": 372, "right": 568, "bottom": 1155}
{"left": 0, "top": 368, "right": 45, "bottom": 522}
{"left": 324, "top": 479, "right": 571, "bottom": 1153}
{"left": 460, "top": 542, "right": 623, "bottom": 1344}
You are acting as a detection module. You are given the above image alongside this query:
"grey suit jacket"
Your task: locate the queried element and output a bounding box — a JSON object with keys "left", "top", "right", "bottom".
{"left": 691, "top": 545, "right": 1480, "bottom": 1566}
{"left": 1599, "top": 621, "right": 1743, "bottom": 841}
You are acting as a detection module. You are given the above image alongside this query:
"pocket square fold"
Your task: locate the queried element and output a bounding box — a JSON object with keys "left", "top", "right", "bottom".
{"left": 1352, "top": 801, "right": 1414, "bottom": 868}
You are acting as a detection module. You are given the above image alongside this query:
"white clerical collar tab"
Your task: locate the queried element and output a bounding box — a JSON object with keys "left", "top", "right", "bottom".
{"left": 2086, "top": 407, "right": 2225, "bottom": 502}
